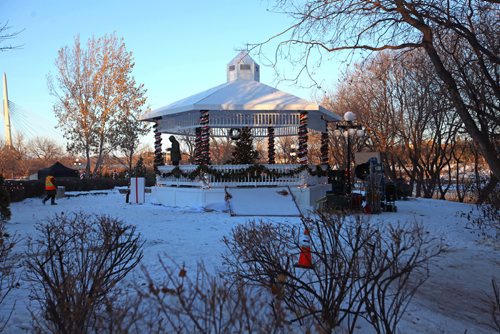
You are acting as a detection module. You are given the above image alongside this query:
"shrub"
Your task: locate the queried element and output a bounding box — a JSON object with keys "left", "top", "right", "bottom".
{"left": 464, "top": 187, "right": 500, "bottom": 241}
{"left": 0, "top": 175, "right": 11, "bottom": 220}
{"left": 134, "top": 258, "right": 291, "bottom": 333}
{"left": 0, "top": 221, "right": 17, "bottom": 332}
{"left": 25, "top": 212, "right": 143, "bottom": 334}
{"left": 223, "top": 214, "right": 443, "bottom": 333}
{"left": 489, "top": 278, "right": 500, "bottom": 332}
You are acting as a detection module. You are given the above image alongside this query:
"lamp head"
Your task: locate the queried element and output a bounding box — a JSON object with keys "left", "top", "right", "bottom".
{"left": 344, "top": 111, "right": 356, "bottom": 122}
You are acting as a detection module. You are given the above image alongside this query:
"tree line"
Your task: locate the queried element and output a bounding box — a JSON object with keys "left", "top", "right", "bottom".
{"left": 254, "top": 0, "right": 498, "bottom": 202}
{"left": 323, "top": 50, "right": 490, "bottom": 201}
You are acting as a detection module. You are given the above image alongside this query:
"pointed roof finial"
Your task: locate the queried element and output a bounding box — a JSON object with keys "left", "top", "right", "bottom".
{"left": 227, "top": 51, "right": 260, "bottom": 82}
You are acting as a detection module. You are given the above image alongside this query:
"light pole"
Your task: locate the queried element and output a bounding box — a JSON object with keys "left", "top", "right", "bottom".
{"left": 333, "top": 112, "right": 364, "bottom": 194}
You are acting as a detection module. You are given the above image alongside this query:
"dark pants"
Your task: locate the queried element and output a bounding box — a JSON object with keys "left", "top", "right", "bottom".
{"left": 43, "top": 189, "right": 56, "bottom": 204}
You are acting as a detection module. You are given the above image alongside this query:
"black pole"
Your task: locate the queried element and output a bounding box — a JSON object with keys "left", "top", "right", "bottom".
{"left": 346, "top": 133, "right": 351, "bottom": 194}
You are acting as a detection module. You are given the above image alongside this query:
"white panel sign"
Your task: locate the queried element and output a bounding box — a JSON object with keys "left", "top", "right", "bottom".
{"left": 130, "top": 177, "right": 145, "bottom": 204}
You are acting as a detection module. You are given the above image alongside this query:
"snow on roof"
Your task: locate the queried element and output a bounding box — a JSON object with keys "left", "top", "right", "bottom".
{"left": 141, "top": 51, "right": 340, "bottom": 122}
{"left": 141, "top": 79, "right": 339, "bottom": 121}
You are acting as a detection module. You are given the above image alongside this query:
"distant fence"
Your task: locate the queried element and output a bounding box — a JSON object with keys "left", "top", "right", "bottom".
{"left": 4, "top": 177, "right": 146, "bottom": 202}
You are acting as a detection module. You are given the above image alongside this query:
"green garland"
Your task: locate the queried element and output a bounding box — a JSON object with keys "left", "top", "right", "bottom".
{"left": 159, "top": 164, "right": 329, "bottom": 181}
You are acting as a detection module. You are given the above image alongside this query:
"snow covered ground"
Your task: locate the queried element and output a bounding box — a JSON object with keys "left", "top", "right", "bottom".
{"left": 2, "top": 189, "right": 499, "bottom": 333}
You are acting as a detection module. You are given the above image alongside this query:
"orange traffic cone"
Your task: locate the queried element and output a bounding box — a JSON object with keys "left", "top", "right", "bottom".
{"left": 295, "top": 228, "right": 313, "bottom": 269}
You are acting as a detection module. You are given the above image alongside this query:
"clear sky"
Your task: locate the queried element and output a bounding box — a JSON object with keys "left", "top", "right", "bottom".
{"left": 1, "top": 0, "right": 345, "bottom": 149}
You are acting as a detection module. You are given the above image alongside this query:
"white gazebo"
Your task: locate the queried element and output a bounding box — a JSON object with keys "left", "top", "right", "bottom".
{"left": 140, "top": 51, "right": 341, "bottom": 213}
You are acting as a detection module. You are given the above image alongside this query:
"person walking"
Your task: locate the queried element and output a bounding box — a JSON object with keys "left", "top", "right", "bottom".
{"left": 167, "top": 135, "right": 181, "bottom": 166}
{"left": 43, "top": 174, "right": 57, "bottom": 205}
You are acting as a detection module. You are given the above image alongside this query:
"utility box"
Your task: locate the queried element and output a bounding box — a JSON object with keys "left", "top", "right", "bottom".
{"left": 56, "top": 186, "right": 65, "bottom": 199}
{"left": 129, "top": 177, "right": 145, "bottom": 204}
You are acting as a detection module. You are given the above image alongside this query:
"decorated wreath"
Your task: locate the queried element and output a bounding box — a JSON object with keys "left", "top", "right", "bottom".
{"left": 229, "top": 128, "right": 241, "bottom": 140}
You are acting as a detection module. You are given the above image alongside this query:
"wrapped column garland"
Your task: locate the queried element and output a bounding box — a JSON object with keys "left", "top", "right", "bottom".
{"left": 199, "top": 110, "right": 210, "bottom": 165}
{"left": 194, "top": 127, "right": 201, "bottom": 165}
{"left": 298, "top": 112, "right": 308, "bottom": 165}
{"left": 153, "top": 120, "right": 163, "bottom": 171}
{"left": 320, "top": 130, "right": 329, "bottom": 165}
{"left": 267, "top": 127, "right": 275, "bottom": 164}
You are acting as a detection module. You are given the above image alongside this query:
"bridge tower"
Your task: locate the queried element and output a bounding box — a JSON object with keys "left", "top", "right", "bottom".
{"left": 2, "top": 73, "right": 12, "bottom": 147}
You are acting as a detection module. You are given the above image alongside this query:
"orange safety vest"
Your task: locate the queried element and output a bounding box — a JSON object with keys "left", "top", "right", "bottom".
{"left": 45, "top": 176, "right": 56, "bottom": 191}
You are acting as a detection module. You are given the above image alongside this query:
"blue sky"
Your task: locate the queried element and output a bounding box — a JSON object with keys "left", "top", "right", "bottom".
{"left": 1, "top": 0, "right": 346, "bottom": 147}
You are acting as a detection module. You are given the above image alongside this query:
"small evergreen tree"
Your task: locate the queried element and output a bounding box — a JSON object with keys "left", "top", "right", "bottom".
{"left": 0, "top": 175, "right": 11, "bottom": 221}
{"left": 132, "top": 156, "right": 147, "bottom": 177}
{"left": 230, "top": 128, "right": 258, "bottom": 164}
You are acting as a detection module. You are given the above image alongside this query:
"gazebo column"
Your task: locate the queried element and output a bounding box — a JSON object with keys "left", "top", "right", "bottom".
{"left": 199, "top": 110, "right": 210, "bottom": 165}
{"left": 153, "top": 118, "right": 163, "bottom": 171}
{"left": 194, "top": 127, "right": 201, "bottom": 164}
{"left": 298, "top": 111, "right": 308, "bottom": 165}
{"left": 267, "top": 127, "right": 275, "bottom": 164}
{"left": 320, "top": 122, "right": 329, "bottom": 165}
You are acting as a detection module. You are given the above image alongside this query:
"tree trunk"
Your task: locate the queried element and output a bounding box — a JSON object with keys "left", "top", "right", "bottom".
{"left": 421, "top": 38, "right": 500, "bottom": 180}
{"left": 478, "top": 176, "right": 499, "bottom": 204}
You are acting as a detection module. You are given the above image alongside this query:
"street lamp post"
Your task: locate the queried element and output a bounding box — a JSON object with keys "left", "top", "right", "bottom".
{"left": 333, "top": 112, "right": 364, "bottom": 194}
{"left": 73, "top": 159, "right": 82, "bottom": 169}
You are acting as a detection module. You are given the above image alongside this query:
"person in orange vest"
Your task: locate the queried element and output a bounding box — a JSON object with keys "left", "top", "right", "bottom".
{"left": 42, "top": 175, "right": 57, "bottom": 205}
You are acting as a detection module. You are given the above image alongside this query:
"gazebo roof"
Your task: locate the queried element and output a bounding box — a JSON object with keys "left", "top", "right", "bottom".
{"left": 140, "top": 78, "right": 337, "bottom": 120}
{"left": 140, "top": 51, "right": 340, "bottom": 136}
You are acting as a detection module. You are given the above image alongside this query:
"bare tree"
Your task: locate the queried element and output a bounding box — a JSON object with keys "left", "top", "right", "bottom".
{"left": 327, "top": 49, "right": 471, "bottom": 199}
{"left": 256, "top": 0, "right": 500, "bottom": 185}
{"left": 0, "top": 21, "right": 23, "bottom": 52}
{"left": 210, "top": 136, "right": 234, "bottom": 164}
{"left": 0, "top": 133, "right": 32, "bottom": 179}
{"left": 28, "top": 136, "right": 65, "bottom": 162}
{"left": 275, "top": 136, "right": 298, "bottom": 164}
{"left": 48, "top": 34, "right": 148, "bottom": 176}
{"left": 177, "top": 131, "right": 197, "bottom": 164}
{"left": 111, "top": 112, "right": 150, "bottom": 173}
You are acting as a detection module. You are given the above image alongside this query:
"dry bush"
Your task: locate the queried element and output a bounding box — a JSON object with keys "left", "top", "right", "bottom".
{"left": 92, "top": 287, "right": 145, "bottom": 334}
{"left": 489, "top": 278, "right": 500, "bottom": 332}
{"left": 468, "top": 189, "right": 500, "bottom": 240}
{"left": 223, "top": 214, "right": 443, "bottom": 333}
{"left": 0, "top": 220, "right": 18, "bottom": 332}
{"left": 24, "top": 212, "right": 143, "bottom": 334}
{"left": 136, "top": 257, "right": 291, "bottom": 334}
{"left": 357, "top": 222, "right": 439, "bottom": 334}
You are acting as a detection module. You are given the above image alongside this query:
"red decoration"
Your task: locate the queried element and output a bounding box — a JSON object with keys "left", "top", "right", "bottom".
{"left": 298, "top": 112, "right": 308, "bottom": 165}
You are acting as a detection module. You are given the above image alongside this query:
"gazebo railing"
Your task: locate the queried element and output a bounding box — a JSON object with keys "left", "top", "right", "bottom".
{"left": 156, "top": 164, "right": 328, "bottom": 188}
